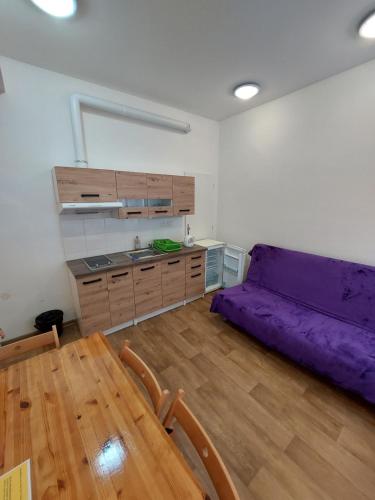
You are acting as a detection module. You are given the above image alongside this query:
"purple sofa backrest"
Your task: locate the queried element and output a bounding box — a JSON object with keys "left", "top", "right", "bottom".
{"left": 247, "top": 244, "right": 375, "bottom": 333}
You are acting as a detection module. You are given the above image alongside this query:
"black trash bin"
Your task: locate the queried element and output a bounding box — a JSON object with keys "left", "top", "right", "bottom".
{"left": 35, "top": 310, "right": 64, "bottom": 336}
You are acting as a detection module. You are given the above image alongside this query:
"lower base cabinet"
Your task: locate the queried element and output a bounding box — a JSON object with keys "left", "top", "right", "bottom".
{"left": 76, "top": 272, "right": 111, "bottom": 337}
{"left": 162, "top": 256, "right": 186, "bottom": 307}
{"left": 185, "top": 251, "right": 206, "bottom": 298}
{"left": 133, "top": 262, "right": 162, "bottom": 317}
{"left": 72, "top": 249, "right": 206, "bottom": 336}
{"left": 107, "top": 268, "right": 135, "bottom": 325}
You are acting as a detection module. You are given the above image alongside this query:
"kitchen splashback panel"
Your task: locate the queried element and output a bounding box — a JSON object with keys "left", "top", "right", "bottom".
{"left": 60, "top": 213, "right": 184, "bottom": 260}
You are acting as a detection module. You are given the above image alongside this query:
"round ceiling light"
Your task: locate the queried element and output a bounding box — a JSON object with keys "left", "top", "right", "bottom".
{"left": 30, "top": 0, "right": 77, "bottom": 17}
{"left": 233, "top": 83, "right": 260, "bottom": 100}
{"left": 359, "top": 11, "right": 375, "bottom": 39}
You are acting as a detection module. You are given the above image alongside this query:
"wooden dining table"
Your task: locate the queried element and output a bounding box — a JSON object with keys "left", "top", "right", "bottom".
{"left": 0, "top": 332, "right": 205, "bottom": 499}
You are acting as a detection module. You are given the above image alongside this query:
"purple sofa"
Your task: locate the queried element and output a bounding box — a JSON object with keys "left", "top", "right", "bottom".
{"left": 211, "top": 244, "right": 375, "bottom": 404}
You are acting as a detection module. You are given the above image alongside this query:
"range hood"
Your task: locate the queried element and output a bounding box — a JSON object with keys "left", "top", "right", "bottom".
{"left": 58, "top": 201, "right": 123, "bottom": 214}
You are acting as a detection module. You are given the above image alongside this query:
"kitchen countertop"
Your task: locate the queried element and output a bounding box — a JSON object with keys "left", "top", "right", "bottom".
{"left": 66, "top": 244, "right": 206, "bottom": 279}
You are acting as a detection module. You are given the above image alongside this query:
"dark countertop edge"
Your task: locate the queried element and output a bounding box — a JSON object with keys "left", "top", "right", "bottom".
{"left": 66, "top": 245, "right": 207, "bottom": 279}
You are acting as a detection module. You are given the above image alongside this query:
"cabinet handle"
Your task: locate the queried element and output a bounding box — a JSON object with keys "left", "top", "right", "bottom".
{"left": 168, "top": 260, "right": 180, "bottom": 265}
{"left": 155, "top": 210, "right": 168, "bottom": 214}
{"left": 191, "top": 255, "right": 201, "bottom": 260}
{"left": 82, "top": 278, "right": 102, "bottom": 285}
{"left": 81, "top": 194, "right": 100, "bottom": 198}
{"left": 127, "top": 211, "right": 142, "bottom": 215}
{"left": 179, "top": 208, "right": 190, "bottom": 213}
{"left": 141, "top": 265, "right": 155, "bottom": 272}
{"left": 191, "top": 273, "right": 202, "bottom": 278}
{"left": 111, "top": 272, "right": 129, "bottom": 278}
{"left": 191, "top": 264, "right": 201, "bottom": 269}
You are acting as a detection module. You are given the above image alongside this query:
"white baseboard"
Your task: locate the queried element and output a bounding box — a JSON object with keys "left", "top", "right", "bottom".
{"left": 102, "top": 295, "right": 203, "bottom": 335}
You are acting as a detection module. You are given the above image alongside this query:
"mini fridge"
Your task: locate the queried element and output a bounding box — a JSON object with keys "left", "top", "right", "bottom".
{"left": 195, "top": 239, "right": 247, "bottom": 292}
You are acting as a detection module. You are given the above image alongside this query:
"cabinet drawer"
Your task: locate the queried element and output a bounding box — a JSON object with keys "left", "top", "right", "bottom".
{"left": 77, "top": 273, "right": 108, "bottom": 299}
{"left": 162, "top": 257, "right": 186, "bottom": 307}
{"left": 107, "top": 268, "right": 133, "bottom": 290}
{"left": 148, "top": 207, "right": 173, "bottom": 218}
{"left": 186, "top": 270, "right": 205, "bottom": 298}
{"left": 54, "top": 166, "right": 117, "bottom": 203}
{"left": 162, "top": 256, "right": 185, "bottom": 273}
{"left": 186, "top": 252, "right": 206, "bottom": 270}
{"left": 133, "top": 262, "right": 162, "bottom": 282}
{"left": 117, "top": 207, "right": 149, "bottom": 219}
{"left": 116, "top": 171, "right": 147, "bottom": 199}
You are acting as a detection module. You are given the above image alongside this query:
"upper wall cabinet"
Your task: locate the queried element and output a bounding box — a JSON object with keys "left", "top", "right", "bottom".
{"left": 116, "top": 171, "right": 148, "bottom": 199}
{"left": 54, "top": 166, "right": 117, "bottom": 203}
{"left": 116, "top": 171, "right": 148, "bottom": 219}
{"left": 147, "top": 174, "right": 173, "bottom": 199}
{"left": 173, "top": 176, "right": 195, "bottom": 216}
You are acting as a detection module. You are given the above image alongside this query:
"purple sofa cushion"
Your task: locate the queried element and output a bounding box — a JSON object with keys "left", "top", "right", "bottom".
{"left": 211, "top": 282, "right": 375, "bottom": 403}
{"left": 247, "top": 244, "right": 375, "bottom": 333}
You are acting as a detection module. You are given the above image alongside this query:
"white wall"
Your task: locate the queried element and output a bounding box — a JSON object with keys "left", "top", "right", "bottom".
{"left": 0, "top": 56, "right": 219, "bottom": 339}
{"left": 218, "top": 58, "right": 375, "bottom": 266}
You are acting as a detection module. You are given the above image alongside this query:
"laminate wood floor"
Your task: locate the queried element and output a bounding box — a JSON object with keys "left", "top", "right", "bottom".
{"left": 16, "top": 294, "right": 375, "bottom": 499}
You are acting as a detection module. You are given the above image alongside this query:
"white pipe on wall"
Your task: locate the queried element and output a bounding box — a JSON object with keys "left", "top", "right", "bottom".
{"left": 70, "top": 93, "right": 191, "bottom": 167}
{"left": 0, "top": 66, "right": 5, "bottom": 94}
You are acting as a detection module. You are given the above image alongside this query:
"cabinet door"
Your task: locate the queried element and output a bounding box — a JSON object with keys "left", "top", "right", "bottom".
{"left": 107, "top": 268, "right": 135, "bottom": 326}
{"left": 173, "top": 176, "right": 195, "bottom": 216}
{"left": 54, "top": 166, "right": 117, "bottom": 203}
{"left": 186, "top": 251, "right": 206, "bottom": 298}
{"left": 161, "top": 256, "right": 186, "bottom": 307}
{"left": 116, "top": 171, "right": 147, "bottom": 199}
{"left": 133, "top": 262, "right": 162, "bottom": 317}
{"left": 76, "top": 273, "right": 111, "bottom": 336}
{"left": 147, "top": 174, "right": 173, "bottom": 199}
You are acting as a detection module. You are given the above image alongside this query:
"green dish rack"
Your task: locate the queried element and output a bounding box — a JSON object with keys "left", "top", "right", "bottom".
{"left": 153, "top": 239, "right": 182, "bottom": 253}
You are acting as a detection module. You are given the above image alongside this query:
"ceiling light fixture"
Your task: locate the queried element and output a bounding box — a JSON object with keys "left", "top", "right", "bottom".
{"left": 30, "top": 0, "right": 77, "bottom": 18}
{"left": 233, "top": 83, "right": 260, "bottom": 100}
{"left": 359, "top": 11, "right": 375, "bottom": 39}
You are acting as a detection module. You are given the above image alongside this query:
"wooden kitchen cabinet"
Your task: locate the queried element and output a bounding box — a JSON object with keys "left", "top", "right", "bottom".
{"left": 162, "top": 256, "right": 186, "bottom": 307}
{"left": 53, "top": 166, "right": 117, "bottom": 203}
{"left": 148, "top": 207, "right": 173, "bottom": 218}
{"left": 117, "top": 207, "right": 149, "bottom": 219}
{"left": 116, "top": 171, "right": 148, "bottom": 199}
{"left": 76, "top": 273, "right": 111, "bottom": 336}
{"left": 147, "top": 174, "right": 173, "bottom": 199}
{"left": 107, "top": 267, "right": 135, "bottom": 326}
{"left": 186, "top": 251, "right": 206, "bottom": 298}
{"left": 133, "top": 262, "right": 162, "bottom": 316}
{"left": 116, "top": 171, "right": 148, "bottom": 219}
{"left": 173, "top": 176, "right": 195, "bottom": 216}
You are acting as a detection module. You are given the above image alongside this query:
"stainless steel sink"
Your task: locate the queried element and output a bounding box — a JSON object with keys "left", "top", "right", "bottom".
{"left": 125, "top": 248, "right": 166, "bottom": 261}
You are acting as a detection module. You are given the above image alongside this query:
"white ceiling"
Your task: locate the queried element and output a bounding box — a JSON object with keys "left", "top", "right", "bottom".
{"left": 1, "top": 0, "right": 375, "bottom": 120}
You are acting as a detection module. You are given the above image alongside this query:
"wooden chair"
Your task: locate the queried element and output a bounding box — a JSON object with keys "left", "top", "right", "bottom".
{"left": 0, "top": 325, "right": 60, "bottom": 363}
{"left": 119, "top": 340, "right": 169, "bottom": 419}
{"left": 163, "top": 389, "right": 239, "bottom": 500}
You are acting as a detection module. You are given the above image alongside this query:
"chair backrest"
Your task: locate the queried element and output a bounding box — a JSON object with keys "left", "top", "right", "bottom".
{"left": 163, "top": 389, "right": 239, "bottom": 500}
{"left": 119, "top": 340, "right": 169, "bottom": 418}
{"left": 0, "top": 326, "right": 60, "bottom": 363}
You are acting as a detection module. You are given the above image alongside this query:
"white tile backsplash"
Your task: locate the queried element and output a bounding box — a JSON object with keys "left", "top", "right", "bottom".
{"left": 61, "top": 214, "right": 185, "bottom": 260}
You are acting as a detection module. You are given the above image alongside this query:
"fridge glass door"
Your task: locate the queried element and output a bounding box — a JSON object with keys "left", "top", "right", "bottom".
{"left": 205, "top": 247, "right": 224, "bottom": 291}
